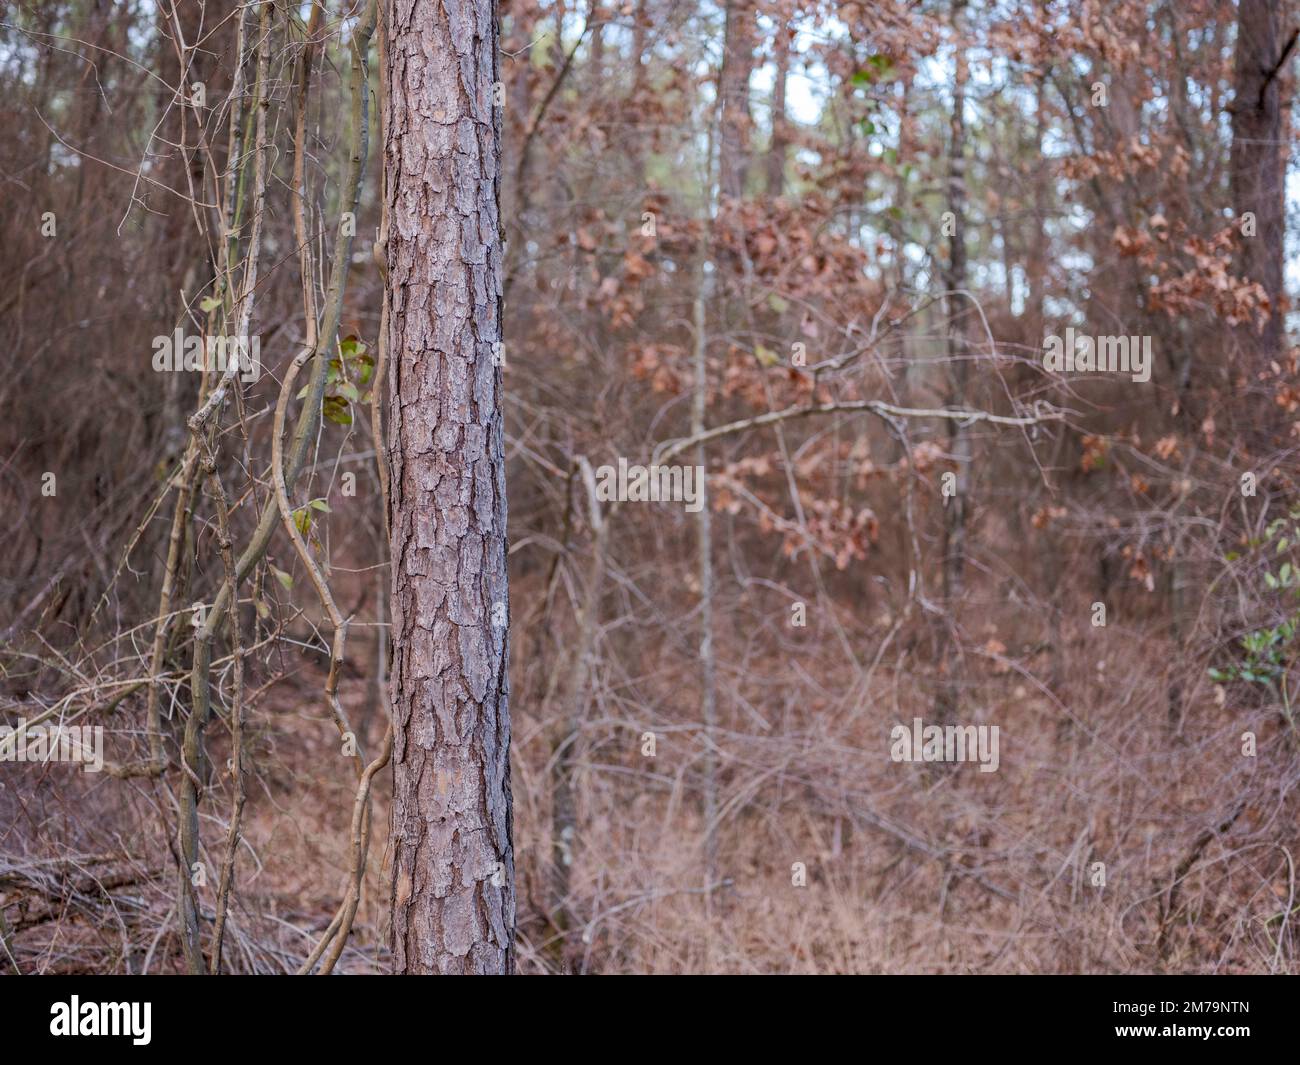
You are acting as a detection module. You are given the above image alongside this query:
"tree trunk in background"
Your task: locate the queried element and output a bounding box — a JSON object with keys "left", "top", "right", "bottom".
{"left": 384, "top": 0, "right": 516, "bottom": 976}
{"left": 693, "top": 266, "right": 719, "bottom": 900}
{"left": 765, "top": 18, "right": 790, "bottom": 198}
{"left": 1230, "top": 0, "right": 1290, "bottom": 368}
{"left": 629, "top": 0, "right": 650, "bottom": 188}
{"left": 718, "top": 0, "right": 754, "bottom": 201}
{"left": 935, "top": 32, "right": 969, "bottom": 725}
{"left": 589, "top": 1, "right": 604, "bottom": 82}
{"left": 548, "top": 474, "right": 608, "bottom": 970}
{"left": 1029, "top": 78, "right": 1048, "bottom": 342}
{"left": 154, "top": 0, "right": 235, "bottom": 463}
{"left": 893, "top": 70, "right": 914, "bottom": 291}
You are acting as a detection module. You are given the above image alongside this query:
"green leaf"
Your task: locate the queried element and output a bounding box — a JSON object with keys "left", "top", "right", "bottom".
{"left": 851, "top": 56, "right": 892, "bottom": 86}
{"left": 322, "top": 395, "right": 352, "bottom": 426}
{"left": 271, "top": 566, "right": 293, "bottom": 591}
{"left": 309, "top": 499, "right": 331, "bottom": 512}
{"left": 199, "top": 295, "right": 221, "bottom": 314}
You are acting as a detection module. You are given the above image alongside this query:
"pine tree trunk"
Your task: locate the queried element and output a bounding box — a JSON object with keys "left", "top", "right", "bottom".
{"left": 384, "top": 0, "right": 516, "bottom": 975}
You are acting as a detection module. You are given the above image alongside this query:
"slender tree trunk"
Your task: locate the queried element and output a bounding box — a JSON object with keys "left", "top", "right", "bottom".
{"left": 384, "top": 0, "right": 516, "bottom": 975}
{"left": 629, "top": 0, "right": 649, "bottom": 188}
{"left": 935, "top": 28, "right": 969, "bottom": 724}
{"left": 1230, "top": 0, "right": 1291, "bottom": 367}
{"left": 765, "top": 19, "right": 790, "bottom": 198}
{"left": 589, "top": 1, "right": 604, "bottom": 84}
{"left": 693, "top": 269, "right": 718, "bottom": 892}
{"left": 891, "top": 71, "right": 914, "bottom": 290}
{"left": 1029, "top": 79, "right": 1048, "bottom": 344}
{"left": 548, "top": 470, "right": 608, "bottom": 970}
{"left": 718, "top": 0, "right": 754, "bottom": 202}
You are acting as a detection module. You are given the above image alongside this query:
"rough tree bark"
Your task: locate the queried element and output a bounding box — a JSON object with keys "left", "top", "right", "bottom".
{"left": 1230, "top": 0, "right": 1293, "bottom": 366}
{"left": 384, "top": 0, "right": 516, "bottom": 975}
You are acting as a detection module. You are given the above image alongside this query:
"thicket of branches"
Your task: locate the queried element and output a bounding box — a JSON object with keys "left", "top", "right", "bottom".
{"left": 2, "top": 0, "right": 1298, "bottom": 974}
